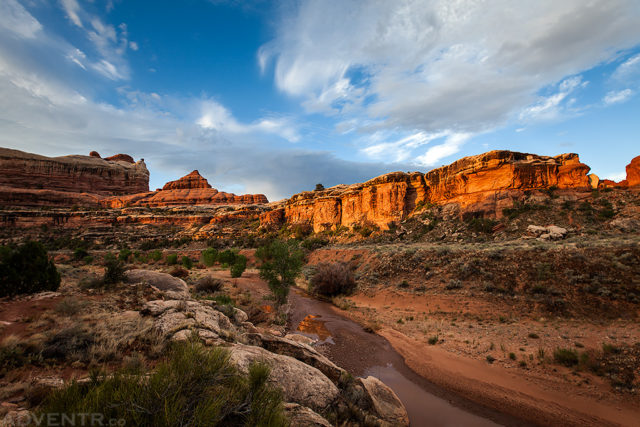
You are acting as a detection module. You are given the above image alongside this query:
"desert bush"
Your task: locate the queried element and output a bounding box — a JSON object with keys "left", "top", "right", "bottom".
{"left": 103, "top": 254, "right": 126, "bottom": 286}
{"left": 118, "top": 248, "right": 132, "bottom": 262}
{"left": 466, "top": 217, "right": 497, "bottom": 233}
{"left": 309, "top": 263, "right": 356, "bottom": 297}
{"left": 218, "top": 249, "right": 237, "bottom": 265}
{"left": 40, "top": 340, "right": 287, "bottom": 426}
{"left": 54, "top": 297, "right": 87, "bottom": 316}
{"left": 0, "top": 241, "right": 61, "bottom": 297}
{"left": 42, "top": 325, "right": 94, "bottom": 361}
{"left": 195, "top": 276, "right": 223, "bottom": 294}
{"left": 230, "top": 255, "right": 248, "bottom": 278}
{"left": 201, "top": 248, "right": 218, "bottom": 266}
{"left": 301, "top": 237, "right": 329, "bottom": 251}
{"left": 169, "top": 266, "right": 189, "bottom": 278}
{"left": 73, "top": 247, "right": 89, "bottom": 261}
{"left": 445, "top": 279, "right": 462, "bottom": 290}
{"left": 553, "top": 348, "right": 579, "bottom": 367}
{"left": 256, "top": 240, "right": 304, "bottom": 305}
{"left": 181, "top": 256, "right": 193, "bottom": 269}
{"left": 83, "top": 255, "right": 94, "bottom": 264}
{"left": 428, "top": 336, "right": 439, "bottom": 345}
{"left": 166, "top": 253, "right": 178, "bottom": 265}
{"left": 1, "top": 335, "right": 41, "bottom": 375}
{"left": 148, "top": 250, "right": 163, "bottom": 262}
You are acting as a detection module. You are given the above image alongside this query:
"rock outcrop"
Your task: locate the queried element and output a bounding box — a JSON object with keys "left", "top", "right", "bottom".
{"left": 0, "top": 148, "right": 149, "bottom": 206}
{"left": 626, "top": 155, "right": 640, "bottom": 187}
{"left": 105, "top": 170, "right": 268, "bottom": 208}
{"left": 266, "top": 150, "right": 593, "bottom": 231}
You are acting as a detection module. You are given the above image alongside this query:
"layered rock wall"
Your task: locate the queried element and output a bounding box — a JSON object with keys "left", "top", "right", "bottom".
{"left": 266, "top": 150, "right": 594, "bottom": 231}
{"left": 0, "top": 148, "right": 149, "bottom": 206}
{"left": 105, "top": 170, "right": 268, "bottom": 208}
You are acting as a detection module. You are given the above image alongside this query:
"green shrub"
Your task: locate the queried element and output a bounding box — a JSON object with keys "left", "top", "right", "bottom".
{"left": 218, "top": 249, "right": 237, "bottom": 265}
{"left": 83, "top": 255, "right": 94, "bottom": 265}
{"left": 428, "top": 336, "right": 439, "bottom": 345}
{"left": 213, "top": 294, "right": 234, "bottom": 306}
{"left": 166, "top": 254, "right": 178, "bottom": 265}
{"left": 256, "top": 240, "right": 304, "bottom": 305}
{"left": 553, "top": 348, "right": 579, "bottom": 366}
{"left": 301, "top": 237, "right": 329, "bottom": 251}
{"left": 201, "top": 248, "right": 218, "bottom": 266}
{"left": 466, "top": 217, "right": 497, "bottom": 233}
{"left": 148, "top": 250, "right": 162, "bottom": 262}
{"left": 103, "top": 254, "right": 126, "bottom": 286}
{"left": 309, "top": 263, "right": 356, "bottom": 297}
{"left": 181, "top": 256, "right": 193, "bottom": 270}
{"left": 0, "top": 241, "right": 61, "bottom": 297}
{"left": 73, "top": 247, "right": 89, "bottom": 261}
{"left": 230, "top": 255, "right": 247, "bottom": 278}
{"left": 39, "top": 340, "right": 287, "bottom": 426}
{"left": 118, "top": 248, "right": 132, "bottom": 262}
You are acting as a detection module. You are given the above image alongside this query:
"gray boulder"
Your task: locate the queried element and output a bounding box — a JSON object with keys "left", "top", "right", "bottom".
{"left": 125, "top": 269, "right": 189, "bottom": 299}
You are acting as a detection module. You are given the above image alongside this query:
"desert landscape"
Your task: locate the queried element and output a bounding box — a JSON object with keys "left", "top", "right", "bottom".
{"left": 2, "top": 1, "right": 640, "bottom": 426}
{"left": 1, "top": 147, "right": 639, "bottom": 426}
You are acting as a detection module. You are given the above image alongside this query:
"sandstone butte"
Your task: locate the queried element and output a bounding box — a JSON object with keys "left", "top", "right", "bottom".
{"left": 261, "top": 150, "right": 640, "bottom": 232}
{"left": 0, "top": 147, "right": 149, "bottom": 207}
{"left": 103, "top": 170, "right": 268, "bottom": 208}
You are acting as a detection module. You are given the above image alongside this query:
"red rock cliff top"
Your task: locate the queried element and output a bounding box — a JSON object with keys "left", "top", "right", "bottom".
{"left": 162, "top": 170, "right": 212, "bottom": 190}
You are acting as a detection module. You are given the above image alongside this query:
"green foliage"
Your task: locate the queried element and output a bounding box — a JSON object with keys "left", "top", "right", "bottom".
{"left": 118, "top": 248, "right": 132, "bottom": 262}
{"left": 148, "top": 250, "right": 163, "bottom": 262}
{"left": 103, "top": 254, "right": 126, "bottom": 286}
{"left": 301, "top": 237, "right": 329, "bottom": 251}
{"left": 256, "top": 240, "right": 304, "bottom": 305}
{"left": 182, "top": 256, "right": 193, "bottom": 270}
{"left": 166, "top": 253, "right": 178, "bottom": 265}
{"left": 314, "top": 183, "right": 325, "bottom": 191}
{"left": 428, "top": 336, "right": 439, "bottom": 345}
{"left": 39, "top": 340, "right": 287, "bottom": 427}
{"left": 73, "top": 247, "right": 89, "bottom": 261}
{"left": 218, "top": 249, "right": 238, "bottom": 265}
{"left": 213, "top": 294, "right": 234, "bottom": 306}
{"left": 230, "top": 255, "right": 247, "bottom": 278}
{"left": 0, "top": 241, "right": 61, "bottom": 297}
{"left": 465, "top": 217, "right": 497, "bottom": 233}
{"left": 201, "top": 248, "right": 219, "bottom": 266}
{"left": 553, "top": 348, "right": 579, "bottom": 366}
{"left": 195, "top": 276, "right": 223, "bottom": 294}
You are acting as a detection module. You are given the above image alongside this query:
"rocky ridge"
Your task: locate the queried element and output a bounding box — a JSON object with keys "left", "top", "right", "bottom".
{"left": 262, "top": 150, "right": 639, "bottom": 231}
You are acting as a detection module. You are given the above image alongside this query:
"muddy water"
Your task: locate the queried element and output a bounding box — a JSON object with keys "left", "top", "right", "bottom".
{"left": 287, "top": 288, "right": 522, "bottom": 427}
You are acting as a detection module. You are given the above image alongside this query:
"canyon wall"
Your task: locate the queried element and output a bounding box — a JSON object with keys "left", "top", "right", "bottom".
{"left": 264, "top": 150, "right": 595, "bottom": 231}
{"left": 0, "top": 148, "right": 149, "bottom": 207}
{"left": 105, "top": 170, "right": 268, "bottom": 208}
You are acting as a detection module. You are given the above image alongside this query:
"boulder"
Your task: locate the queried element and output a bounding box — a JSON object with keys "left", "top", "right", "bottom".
{"left": 526, "top": 225, "right": 567, "bottom": 240}
{"left": 588, "top": 173, "right": 599, "bottom": 189}
{"left": 229, "top": 343, "right": 339, "bottom": 411}
{"left": 242, "top": 333, "right": 345, "bottom": 383}
{"left": 125, "top": 269, "right": 189, "bottom": 299}
{"left": 89, "top": 151, "right": 101, "bottom": 158}
{"left": 359, "top": 376, "right": 409, "bottom": 426}
{"left": 283, "top": 403, "right": 332, "bottom": 427}
{"left": 626, "top": 155, "right": 640, "bottom": 187}
{"left": 105, "top": 153, "right": 135, "bottom": 164}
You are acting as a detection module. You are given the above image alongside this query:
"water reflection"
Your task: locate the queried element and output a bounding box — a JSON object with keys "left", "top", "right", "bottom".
{"left": 296, "top": 314, "right": 334, "bottom": 344}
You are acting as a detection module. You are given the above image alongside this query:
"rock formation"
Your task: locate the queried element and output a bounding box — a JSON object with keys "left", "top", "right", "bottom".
{"left": 105, "top": 170, "right": 268, "bottom": 208}
{"left": 626, "top": 155, "right": 640, "bottom": 187}
{"left": 0, "top": 148, "right": 149, "bottom": 206}
{"left": 264, "top": 150, "right": 594, "bottom": 231}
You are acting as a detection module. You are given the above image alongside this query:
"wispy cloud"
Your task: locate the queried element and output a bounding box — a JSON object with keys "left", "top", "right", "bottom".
{"left": 603, "top": 88, "right": 634, "bottom": 105}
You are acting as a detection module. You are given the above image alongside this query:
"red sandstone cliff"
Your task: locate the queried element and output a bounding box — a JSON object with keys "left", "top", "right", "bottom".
{"left": 262, "top": 150, "right": 595, "bottom": 231}
{"left": 105, "top": 170, "right": 268, "bottom": 208}
{"left": 0, "top": 148, "right": 149, "bottom": 207}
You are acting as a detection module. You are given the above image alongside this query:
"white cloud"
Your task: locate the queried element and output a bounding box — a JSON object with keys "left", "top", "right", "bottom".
{"left": 263, "top": 0, "right": 640, "bottom": 163}
{"left": 603, "top": 88, "right": 634, "bottom": 105}
{"left": 129, "top": 41, "right": 138, "bottom": 51}
{"left": 0, "top": 0, "right": 42, "bottom": 38}
{"left": 197, "top": 100, "right": 300, "bottom": 142}
{"left": 519, "top": 76, "right": 588, "bottom": 121}
{"left": 612, "top": 53, "right": 640, "bottom": 81}
{"left": 414, "top": 133, "right": 473, "bottom": 167}
{"left": 60, "top": 0, "right": 83, "bottom": 27}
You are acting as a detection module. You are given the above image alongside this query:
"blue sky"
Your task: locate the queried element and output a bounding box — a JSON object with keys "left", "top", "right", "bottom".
{"left": 0, "top": 0, "right": 639, "bottom": 200}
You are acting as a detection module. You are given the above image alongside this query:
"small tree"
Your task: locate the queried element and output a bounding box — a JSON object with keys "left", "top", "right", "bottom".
{"left": 103, "top": 254, "right": 126, "bottom": 285}
{"left": 256, "top": 240, "right": 303, "bottom": 305}
{"left": 0, "top": 241, "right": 61, "bottom": 297}
{"left": 230, "top": 254, "right": 247, "bottom": 278}
{"left": 314, "top": 183, "right": 325, "bottom": 191}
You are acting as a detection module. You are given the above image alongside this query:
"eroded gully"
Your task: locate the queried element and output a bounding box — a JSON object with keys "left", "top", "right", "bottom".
{"left": 286, "top": 288, "right": 528, "bottom": 427}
